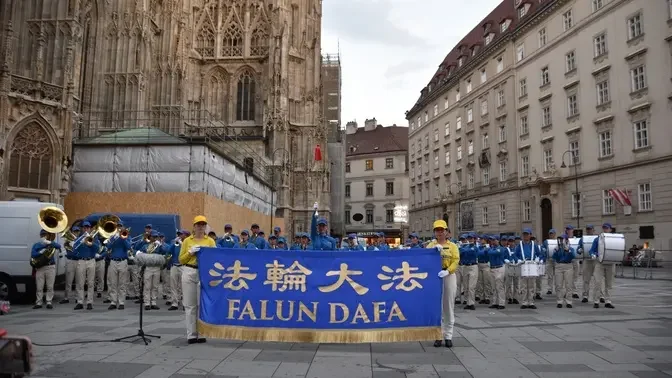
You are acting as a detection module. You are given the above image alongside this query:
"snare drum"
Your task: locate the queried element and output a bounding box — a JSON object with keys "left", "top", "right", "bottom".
{"left": 538, "top": 262, "right": 546, "bottom": 276}
{"left": 568, "top": 237, "right": 581, "bottom": 254}
{"left": 521, "top": 261, "right": 540, "bottom": 277}
{"left": 598, "top": 233, "right": 626, "bottom": 263}
{"left": 506, "top": 263, "right": 521, "bottom": 277}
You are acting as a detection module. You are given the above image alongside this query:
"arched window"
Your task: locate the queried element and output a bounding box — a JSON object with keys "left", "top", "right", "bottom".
{"left": 8, "top": 123, "right": 53, "bottom": 190}
{"left": 207, "top": 69, "right": 228, "bottom": 121}
{"left": 236, "top": 70, "right": 256, "bottom": 121}
{"left": 222, "top": 23, "right": 243, "bottom": 57}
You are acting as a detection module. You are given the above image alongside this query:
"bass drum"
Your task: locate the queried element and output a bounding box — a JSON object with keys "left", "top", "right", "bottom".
{"left": 568, "top": 237, "right": 581, "bottom": 253}
{"left": 598, "top": 233, "right": 626, "bottom": 264}
{"left": 580, "top": 235, "right": 598, "bottom": 256}
{"left": 544, "top": 239, "right": 559, "bottom": 254}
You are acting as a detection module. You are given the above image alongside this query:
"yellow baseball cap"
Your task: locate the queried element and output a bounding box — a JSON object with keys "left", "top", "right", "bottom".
{"left": 433, "top": 220, "right": 448, "bottom": 230}
{"left": 193, "top": 215, "right": 207, "bottom": 225}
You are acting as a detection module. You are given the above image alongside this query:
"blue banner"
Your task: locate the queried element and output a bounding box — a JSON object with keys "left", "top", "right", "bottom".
{"left": 197, "top": 248, "right": 442, "bottom": 343}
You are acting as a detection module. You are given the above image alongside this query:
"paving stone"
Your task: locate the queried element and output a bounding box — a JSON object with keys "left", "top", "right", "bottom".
{"left": 241, "top": 341, "right": 293, "bottom": 350}
{"left": 372, "top": 371, "right": 405, "bottom": 378}
{"left": 644, "top": 363, "right": 672, "bottom": 371}
{"left": 147, "top": 327, "right": 188, "bottom": 335}
{"left": 537, "top": 352, "right": 612, "bottom": 365}
{"left": 39, "top": 361, "right": 153, "bottom": 378}
{"left": 631, "top": 372, "right": 672, "bottom": 378}
{"left": 370, "top": 342, "right": 423, "bottom": 353}
{"left": 372, "top": 352, "right": 460, "bottom": 365}
{"left": 436, "top": 373, "right": 472, "bottom": 378}
{"left": 519, "top": 341, "right": 611, "bottom": 352}
{"left": 586, "top": 364, "right": 655, "bottom": 372}
{"left": 458, "top": 357, "right": 536, "bottom": 378}
{"left": 631, "top": 345, "right": 672, "bottom": 352}
{"left": 272, "top": 362, "right": 311, "bottom": 377}
{"left": 317, "top": 343, "right": 371, "bottom": 352}
{"left": 177, "top": 359, "right": 222, "bottom": 375}
{"left": 254, "top": 350, "right": 315, "bottom": 363}
{"left": 211, "top": 360, "right": 280, "bottom": 376}
{"left": 534, "top": 373, "right": 639, "bottom": 378}
{"left": 525, "top": 364, "right": 594, "bottom": 372}
{"left": 633, "top": 329, "right": 672, "bottom": 337}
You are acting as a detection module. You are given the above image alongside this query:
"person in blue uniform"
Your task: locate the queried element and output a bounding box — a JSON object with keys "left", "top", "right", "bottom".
{"left": 459, "top": 233, "right": 479, "bottom": 310}
{"left": 590, "top": 223, "right": 616, "bottom": 309}
{"left": 375, "top": 233, "right": 389, "bottom": 250}
{"left": 476, "top": 236, "right": 492, "bottom": 304}
{"left": 564, "top": 225, "right": 580, "bottom": 299}
{"left": 253, "top": 230, "right": 270, "bottom": 250}
{"left": 341, "top": 234, "right": 365, "bottom": 251}
{"left": 74, "top": 221, "right": 101, "bottom": 310}
{"left": 139, "top": 230, "right": 167, "bottom": 310}
{"left": 168, "top": 230, "right": 189, "bottom": 311}
{"left": 310, "top": 203, "right": 336, "bottom": 250}
{"left": 267, "top": 235, "right": 280, "bottom": 249}
{"left": 105, "top": 225, "right": 132, "bottom": 310}
{"left": 514, "top": 228, "right": 542, "bottom": 309}
{"left": 59, "top": 225, "right": 81, "bottom": 304}
{"left": 237, "top": 230, "right": 258, "bottom": 249}
{"left": 277, "top": 237, "right": 288, "bottom": 250}
{"left": 504, "top": 235, "right": 520, "bottom": 305}
{"left": 552, "top": 233, "right": 576, "bottom": 308}
{"left": 542, "top": 228, "right": 557, "bottom": 296}
{"left": 32, "top": 229, "right": 61, "bottom": 309}
{"left": 579, "top": 225, "right": 597, "bottom": 303}
{"left": 292, "top": 233, "right": 312, "bottom": 250}
{"left": 249, "top": 223, "right": 260, "bottom": 244}
{"left": 273, "top": 226, "right": 282, "bottom": 239}
{"left": 487, "top": 235, "right": 508, "bottom": 310}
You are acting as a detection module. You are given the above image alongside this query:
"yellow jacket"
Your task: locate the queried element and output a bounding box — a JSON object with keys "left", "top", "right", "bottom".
{"left": 178, "top": 235, "right": 216, "bottom": 266}
{"left": 426, "top": 240, "right": 460, "bottom": 274}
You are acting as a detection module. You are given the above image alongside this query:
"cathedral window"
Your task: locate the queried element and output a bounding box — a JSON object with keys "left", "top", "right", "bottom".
{"left": 8, "top": 123, "right": 53, "bottom": 190}
{"left": 207, "top": 69, "right": 228, "bottom": 121}
{"left": 236, "top": 70, "right": 256, "bottom": 121}
{"left": 250, "top": 27, "right": 269, "bottom": 56}
{"left": 195, "top": 24, "right": 215, "bottom": 58}
{"left": 222, "top": 23, "right": 243, "bottom": 57}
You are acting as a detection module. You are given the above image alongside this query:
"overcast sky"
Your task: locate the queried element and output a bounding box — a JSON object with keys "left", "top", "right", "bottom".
{"left": 321, "top": 0, "right": 502, "bottom": 127}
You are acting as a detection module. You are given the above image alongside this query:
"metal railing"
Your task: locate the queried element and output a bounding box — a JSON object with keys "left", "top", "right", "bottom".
{"left": 616, "top": 249, "right": 669, "bottom": 280}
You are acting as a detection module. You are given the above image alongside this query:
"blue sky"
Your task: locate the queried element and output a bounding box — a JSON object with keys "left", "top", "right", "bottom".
{"left": 321, "top": 0, "right": 502, "bottom": 127}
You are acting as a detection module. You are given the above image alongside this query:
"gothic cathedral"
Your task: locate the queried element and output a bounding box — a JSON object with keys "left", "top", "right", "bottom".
{"left": 0, "top": 0, "right": 329, "bottom": 233}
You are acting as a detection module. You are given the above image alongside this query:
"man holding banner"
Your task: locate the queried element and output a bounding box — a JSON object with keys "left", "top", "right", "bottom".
{"left": 426, "top": 220, "right": 460, "bottom": 348}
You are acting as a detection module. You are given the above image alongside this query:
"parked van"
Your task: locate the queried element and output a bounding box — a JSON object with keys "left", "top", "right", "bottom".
{"left": 0, "top": 201, "right": 66, "bottom": 302}
{"left": 82, "top": 213, "right": 181, "bottom": 242}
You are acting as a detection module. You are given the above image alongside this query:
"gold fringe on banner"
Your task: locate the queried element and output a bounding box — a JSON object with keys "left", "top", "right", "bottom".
{"left": 198, "top": 320, "right": 441, "bottom": 343}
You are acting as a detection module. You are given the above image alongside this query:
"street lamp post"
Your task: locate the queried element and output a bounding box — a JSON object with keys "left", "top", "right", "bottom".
{"left": 560, "top": 150, "right": 580, "bottom": 230}
{"left": 269, "top": 147, "right": 290, "bottom": 232}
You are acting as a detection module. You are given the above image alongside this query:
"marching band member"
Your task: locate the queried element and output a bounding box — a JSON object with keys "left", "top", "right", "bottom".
{"left": 129, "top": 225, "right": 152, "bottom": 301}
{"left": 179, "top": 216, "right": 216, "bottom": 344}
{"left": 515, "top": 228, "right": 541, "bottom": 310}
{"left": 460, "top": 233, "right": 478, "bottom": 310}
{"left": 580, "top": 225, "right": 596, "bottom": 303}
{"left": 217, "top": 229, "right": 237, "bottom": 248}
{"left": 299, "top": 233, "right": 313, "bottom": 250}
{"left": 32, "top": 230, "right": 61, "bottom": 309}
{"left": 476, "top": 237, "right": 492, "bottom": 305}
{"left": 253, "top": 230, "right": 270, "bottom": 249}
{"left": 224, "top": 224, "right": 240, "bottom": 243}
{"left": 94, "top": 229, "right": 107, "bottom": 299}
{"left": 565, "top": 225, "right": 580, "bottom": 299}
{"left": 589, "top": 223, "right": 616, "bottom": 309}
{"left": 105, "top": 224, "right": 131, "bottom": 310}
{"left": 426, "top": 220, "right": 459, "bottom": 349}
{"left": 408, "top": 233, "right": 421, "bottom": 248}
{"left": 552, "top": 234, "right": 576, "bottom": 308}
{"left": 273, "top": 226, "right": 282, "bottom": 239}
{"left": 504, "top": 236, "right": 520, "bottom": 305}
{"left": 268, "top": 235, "right": 279, "bottom": 249}
{"left": 487, "top": 235, "right": 507, "bottom": 310}
{"left": 542, "top": 229, "right": 557, "bottom": 296}
{"left": 59, "top": 226, "right": 81, "bottom": 304}
{"left": 292, "top": 233, "right": 301, "bottom": 249}
{"left": 310, "top": 203, "right": 337, "bottom": 250}
{"left": 168, "top": 230, "right": 189, "bottom": 311}
{"left": 237, "top": 230, "right": 258, "bottom": 249}
{"left": 455, "top": 234, "right": 466, "bottom": 305}
{"left": 277, "top": 237, "right": 288, "bottom": 250}
{"left": 341, "top": 234, "right": 365, "bottom": 251}
{"left": 139, "top": 230, "right": 164, "bottom": 310}
{"left": 249, "top": 223, "right": 260, "bottom": 244}
{"left": 376, "top": 233, "right": 390, "bottom": 250}
{"left": 158, "top": 233, "right": 171, "bottom": 301}
{"left": 74, "top": 221, "right": 100, "bottom": 310}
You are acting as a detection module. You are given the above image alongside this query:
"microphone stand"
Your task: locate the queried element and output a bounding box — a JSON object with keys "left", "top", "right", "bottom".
{"left": 112, "top": 265, "right": 160, "bottom": 345}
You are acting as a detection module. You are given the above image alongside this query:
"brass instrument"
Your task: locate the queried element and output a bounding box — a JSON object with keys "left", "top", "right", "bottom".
{"left": 120, "top": 227, "right": 131, "bottom": 239}
{"left": 74, "top": 214, "right": 120, "bottom": 249}
{"left": 146, "top": 241, "right": 160, "bottom": 254}
{"left": 32, "top": 207, "right": 69, "bottom": 269}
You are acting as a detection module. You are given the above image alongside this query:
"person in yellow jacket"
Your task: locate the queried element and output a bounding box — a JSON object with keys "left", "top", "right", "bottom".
{"left": 179, "top": 215, "right": 216, "bottom": 345}
{"left": 426, "top": 219, "right": 460, "bottom": 348}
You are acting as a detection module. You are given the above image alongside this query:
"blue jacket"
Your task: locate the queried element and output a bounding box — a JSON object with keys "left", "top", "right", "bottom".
{"left": 553, "top": 246, "right": 577, "bottom": 263}
{"left": 589, "top": 237, "right": 600, "bottom": 258}
{"left": 133, "top": 239, "right": 149, "bottom": 252}
{"left": 459, "top": 244, "right": 478, "bottom": 265}
{"left": 217, "top": 237, "right": 237, "bottom": 248}
{"left": 310, "top": 214, "right": 337, "bottom": 250}
{"left": 74, "top": 239, "right": 100, "bottom": 259}
{"left": 291, "top": 243, "right": 313, "bottom": 250}
{"left": 488, "top": 246, "right": 508, "bottom": 267}
{"left": 342, "top": 243, "right": 365, "bottom": 251}
{"left": 477, "top": 246, "right": 489, "bottom": 264}
{"left": 236, "top": 240, "right": 258, "bottom": 250}
{"left": 505, "top": 246, "right": 519, "bottom": 263}
{"left": 170, "top": 241, "right": 182, "bottom": 266}
{"left": 514, "top": 241, "right": 542, "bottom": 262}
{"left": 107, "top": 236, "right": 132, "bottom": 260}
{"left": 253, "top": 237, "right": 270, "bottom": 250}
{"left": 31, "top": 241, "right": 61, "bottom": 264}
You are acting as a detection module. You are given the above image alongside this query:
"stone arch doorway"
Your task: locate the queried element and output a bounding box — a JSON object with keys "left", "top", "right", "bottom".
{"left": 540, "top": 198, "right": 553, "bottom": 239}
{"left": 5, "top": 122, "right": 56, "bottom": 199}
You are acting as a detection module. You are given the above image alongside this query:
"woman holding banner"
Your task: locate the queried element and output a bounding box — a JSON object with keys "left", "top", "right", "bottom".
{"left": 425, "top": 220, "right": 460, "bottom": 348}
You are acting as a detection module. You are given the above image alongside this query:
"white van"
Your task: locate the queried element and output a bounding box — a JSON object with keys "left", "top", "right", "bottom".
{"left": 0, "top": 201, "right": 65, "bottom": 302}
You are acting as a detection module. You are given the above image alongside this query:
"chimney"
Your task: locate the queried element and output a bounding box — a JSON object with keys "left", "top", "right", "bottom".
{"left": 364, "top": 118, "right": 377, "bottom": 131}
{"left": 345, "top": 121, "right": 358, "bottom": 135}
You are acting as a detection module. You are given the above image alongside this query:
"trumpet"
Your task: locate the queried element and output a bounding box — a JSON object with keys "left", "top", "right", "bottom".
{"left": 174, "top": 237, "right": 182, "bottom": 247}
{"left": 119, "top": 227, "right": 131, "bottom": 239}
{"left": 73, "top": 214, "right": 120, "bottom": 250}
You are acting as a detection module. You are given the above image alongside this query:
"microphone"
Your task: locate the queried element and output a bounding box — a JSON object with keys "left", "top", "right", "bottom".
{"left": 134, "top": 252, "right": 167, "bottom": 268}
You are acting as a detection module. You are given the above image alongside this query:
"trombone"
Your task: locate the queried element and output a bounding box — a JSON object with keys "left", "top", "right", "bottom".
{"left": 72, "top": 214, "right": 120, "bottom": 250}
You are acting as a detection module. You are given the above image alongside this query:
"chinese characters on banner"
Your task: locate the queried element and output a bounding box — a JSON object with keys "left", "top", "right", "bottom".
{"left": 198, "top": 248, "right": 442, "bottom": 343}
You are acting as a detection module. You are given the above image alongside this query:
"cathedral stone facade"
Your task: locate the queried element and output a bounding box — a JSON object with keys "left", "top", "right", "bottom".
{"left": 0, "top": 0, "right": 329, "bottom": 234}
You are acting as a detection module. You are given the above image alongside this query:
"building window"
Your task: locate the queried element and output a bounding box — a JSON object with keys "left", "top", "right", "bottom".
{"left": 467, "top": 171, "right": 474, "bottom": 189}
{"left": 424, "top": 155, "right": 429, "bottom": 171}
{"left": 497, "top": 89, "right": 505, "bottom": 107}
{"left": 444, "top": 122, "right": 450, "bottom": 136}
{"left": 599, "top": 131, "right": 613, "bottom": 157}
{"left": 7, "top": 123, "right": 52, "bottom": 190}
{"left": 417, "top": 116, "right": 422, "bottom": 127}
{"left": 563, "top": 10, "right": 573, "bottom": 31}
{"left": 597, "top": 80, "right": 610, "bottom": 105}
{"left": 602, "top": 190, "right": 614, "bottom": 215}
{"left": 480, "top": 68, "right": 487, "bottom": 83}
{"left": 499, "top": 204, "right": 506, "bottom": 223}
{"left": 481, "top": 100, "right": 488, "bottom": 116}
{"left": 501, "top": 20, "right": 509, "bottom": 32}
{"left": 482, "top": 133, "right": 489, "bottom": 148}
{"left": 345, "top": 210, "right": 351, "bottom": 224}
{"left": 638, "top": 182, "right": 652, "bottom": 211}
{"left": 567, "top": 94, "right": 579, "bottom": 117}
{"left": 499, "top": 126, "right": 506, "bottom": 142}
{"left": 424, "top": 135, "right": 429, "bottom": 147}
{"left": 386, "top": 209, "right": 394, "bottom": 223}
{"left": 433, "top": 104, "right": 439, "bottom": 116}
{"left": 521, "top": 155, "right": 530, "bottom": 177}
{"left": 520, "top": 115, "right": 529, "bottom": 135}
{"left": 236, "top": 70, "right": 256, "bottom": 121}
{"left": 516, "top": 44, "right": 525, "bottom": 61}
{"left": 467, "top": 108, "right": 473, "bottom": 123}
{"left": 633, "top": 120, "right": 650, "bottom": 149}
{"left": 627, "top": 13, "right": 643, "bottom": 40}
{"left": 366, "top": 183, "right": 373, "bottom": 196}
{"left": 434, "top": 129, "right": 439, "bottom": 142}
{"left": 538, "top": 28, "right": 547, "bottom": 47}
{"left": 444, "top": 151, "right": 450, "bottom": 165}
{"left": 468, "top": 140, "right": 474, "bottom": 155}
{"left": 483, "top": 166, "right": 490, "bottom": 185}
{"left": 523, "top": 200, "right": 531, "bottom": 221}
{"left": 456, "top": 89, "right": 461, "bottom": 102}
{"left": 565, "top": 51, "right": 576, "bottom": 73}
{"left": 482, "top": 206, "right": 489, "bottom": 225}
{"left": 345, "top": 184, "right": 351, "bottom": 198}
{"left": 410, "top": 162, "right": 414, "bottom": 178}
{"left": 458, "top": 57, "right": 463, "bottom": 67}
{"left": 365, "top": 159, "right": 373, "bottom": 170}
{"left": 519, "top": 78, "right": 527, "bottom": 97}
{"left": 592, "top": 0, "right": 603, "bottom": 12}
{"left": 542, "top": 106, "right": 552, "bottom": 127}
{"left": 630, "top": 65, "right": 647, "bottom": 92}
{"left": 496, "top": 57, "right": 504, "bottom": 73}
{"left": 485, "top": 33, "right": 493, "bottom": 45}
{"left": 424, "top": 111, "right": 429, "bottom": 122}
{"left": 444, "top": 97, "right": 449, "bottom": 109}
{"left": 518, "top": 5, "right": 527, "bottom": 18}
{"left": 594, "top": 33, "right": 608, "bottom": 57}
{"left": 499, "top": 161, "right": 507, "bottom": 182}
{"left": 457, "top": 146, "right": 462, "bottom": 160}
{"left": 410, "top": 121, "right": 414, "bottom": 131}
{"left": 385, "top": 158, "right": 394, "bottom": 169}
{"left": 543, "top": 149, "right": 553, "bottom": 172}
{"left": 466, "top": 79, "right": 472, "bottom": 93}
{"left": 572, "top": 193, "right": 581, "bottom": 218}
{"left": 434, "top": 153, "right": 439, "bottom": 168}
{"left": 456, "top": 117, "right": 462, "bottom": 130}
{"left": 345, "top": 162, "right": 350, "bottom": 173}
{"left": 569, "top": 140, "right": 580, "bottom": 164}
{"left": 366, "top": 209, "right": 374, "bottom": 224}
{"left": 540, "top": 66, "right": 550, "bottom": 86}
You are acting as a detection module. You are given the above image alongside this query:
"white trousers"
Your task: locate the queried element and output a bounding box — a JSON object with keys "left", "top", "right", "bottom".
{"left": 571, "top": 260, "right": 580, "bottom": 295}
{"left": 107, "top": 260, "right": 128, "bottom": 305}
{"left": 441, "top": 273, "right": 457, "bottom": 340}
{"left": 593, "top": 262, "right": 615, "bottom": 304}
{"left": 160, "top": 268, "right": 170, "bottom": 299}
{"left": 546, "top": 259, "right": 555, "bottom": 292}
{"left": 520, "top": 277, "right": 536, "bottom": 306}
{"left": 143, "top": 266, "right": 161, "bottom": 306}
{"left": 462, "top": 265, "right": 478, "bottom": 306}
{"left": 554, "top": 263, "right": 573, "bottom": 305}
{"left": 76, "top": 259, "right": 96, "bottom": 304}
{"left": 181, "top": 266, "right": 200, "bottom": 339}
{"left": 64, "top": 259, "right": 77, "bottom": 299}
{"left": 582, "top": 259, "right": 596, "bottom": 301}
{"left": 455, "top": 266, "right": 463, "bottom": 302}
{"left": 490, "top": 266, "right": 505, "bottom": 306}
{"left": 475, "top": 263, "right": 492, "bottom": 299}
{"left": 95, "top": 259, "right": 105, "bottom": 293}
{"left": 127, "top": 264, "right": 140, "bottom": 297}
{"left": 170, "top": 266, "right": 183, "bottom": 307}
{"left": 35, "top": 265, "right": 56, "bottom": 305}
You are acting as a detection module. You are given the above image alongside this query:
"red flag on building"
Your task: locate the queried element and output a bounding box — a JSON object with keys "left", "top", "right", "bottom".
{"left": 314, "top": 144, "right": 322, "bottom": 161}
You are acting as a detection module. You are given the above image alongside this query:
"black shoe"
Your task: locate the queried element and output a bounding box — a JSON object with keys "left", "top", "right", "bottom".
{"left": 566, "top": 304, "right": 573, "bottom": 308}
{"left": 165, "top": 301, "right": 172, "bottom": 306}
{"left": 97, "top": 293, "right": 102, "bottom": 298}
{"left": 74, "top": 303, "right": 84, "bottom": 310}
{"left": 145, "top": 305, "right": 150, "bottom": 310}
{"left": 497, "top": 305, "right": 505, "bottom": 310}
{"left": 605, "top": 303, "right": 615, "bottom": 309}
{"left": 572, "top": 294, "right": 579, "bottom": 299}
{"left": 507, "top": 298, "right": 513, "bottom": 304}
{"left": 557, "top": 304, "right": 562, "bottom": 308}
{"left": 546, "top": 290, "right": 552, "bottom": 295}
{"left": 135, "top": 299, "right": 142, "bottom": 304}
{"left": 468, "top": 305, "right": 476, "bottom": 310}
{"left": 103, "top": 299, "right": 112, "bottom": 304}
{"left": 151, "top": 305, "right": 159, "bottom": 310}
{"left": 581, "top": 298, "right": 588, "bottom": 303}
{"left": 513, "top": 299, "right": 520, "bottom": 304}
{"left": 46, "top": 304, "right": 53, "bottom": 309}
{"left": 521, "top": 305, "right": 528, "bottom": 309}
{"left": 197, "top": 338, "right": 206, "bottom": 343}
{"left": 600, "top": 298, "right": 605, "bottom": 303}
{"left": 462, "top": 301, "right": 467, "bottom": 305}
{"left": 484, "top": 299, "right": 491, "bottom": 304}
{"left": 534, "top": 294, "right": 542, "bottom": 300}
{"left": 108, "top": 304, "right": 117, "bottom": 310}
{"left": 163, "top": 295, "right": 167, "bottom": 300}
{"left": 489, "top": 304, "right": 498, "bottom": 309}
{"left": 59, "top": 299, "right": 70, "bottom": 304}
{"left": 433, "top": 340, "right": 442, "bottom": 347}
{"left": 593, "top": 303, "right": 599, "bottom": 308}
{"left": 475, "top": 297, "right": 480, "bottom": 302}
{"left": 444, "top": 339, "right": 453, "bottom": 348}
{"left": 479, "top": 300, "right": 486, "bottom": 304}
{"left": 126, "top": 296, "right": 132, "bottom": 300}
{"left": 86, "top": 304, "right": 93, "bottom": 310}
{"left": 528, "top": 305, "right": 537, "bottom": 309}
{"left": 33, "top": 304, "right": 42, "bottom": 309}
{"left": 168, "top": 306, "right": 178, "bottom": 311}
{"left": 463, "top": 305, "right": 470, "bottom": 310}
{"left": 118, "top": 305, "right": 125, "bottom": 310}
{"left": 454, "top": 299, "right": 461, "bottom": 304}
{"left": 188, "top": 338, "right": 198, "bottom": 345}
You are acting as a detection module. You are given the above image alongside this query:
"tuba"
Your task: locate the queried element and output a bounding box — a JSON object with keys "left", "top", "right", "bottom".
{"left": 32, "top": 207, "right": 69, "bottom": 269}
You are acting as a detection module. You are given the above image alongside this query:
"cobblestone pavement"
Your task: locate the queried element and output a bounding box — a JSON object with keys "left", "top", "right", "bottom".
{"left": 3, "top": 277, "right": 672, "bottom": 378}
